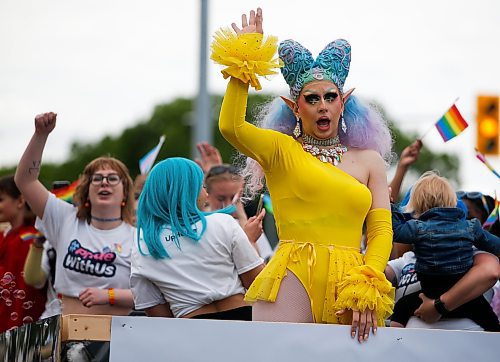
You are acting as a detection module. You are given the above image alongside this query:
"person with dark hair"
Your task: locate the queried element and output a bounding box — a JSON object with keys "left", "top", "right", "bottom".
{"left": 0, "top": 175, "right": 46, "bottom": 333}
{"left": 130, "top": 158, "right": 264, "bottom": 320}
{"left": 212, "top": 8, "right": 394, "bottom": 341}
{"left": 457, "top": 191, "right": 500, "bottom": 236}
{"left": 15, "top": 112, "right": 135, "bottom": 316}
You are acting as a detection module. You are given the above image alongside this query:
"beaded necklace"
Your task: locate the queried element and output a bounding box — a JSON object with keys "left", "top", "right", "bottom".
{"left": 302, "top": 134, "right": 347, "bottom": 166}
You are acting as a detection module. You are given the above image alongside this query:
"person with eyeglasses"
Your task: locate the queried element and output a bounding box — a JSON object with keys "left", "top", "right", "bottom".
{"left": 14, "top": 112, "right": 135, "bottom": 316}
{"left": 391, "top": 171, "right": 500, "bottom": 331}
{"left": 130, "top": 158, "right": 264, "bottom": 321}
{"left": 214, "top": 8, "right": 394, "bottom": 342}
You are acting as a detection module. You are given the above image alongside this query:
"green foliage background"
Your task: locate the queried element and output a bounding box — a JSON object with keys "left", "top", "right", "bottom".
{"left": 0, "top": 94, "right": 459, "bottom": 195}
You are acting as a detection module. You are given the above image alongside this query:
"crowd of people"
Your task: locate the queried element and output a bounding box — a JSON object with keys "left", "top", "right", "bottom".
{"left": 1, "top": 6, "right": 499, "bottom": 349}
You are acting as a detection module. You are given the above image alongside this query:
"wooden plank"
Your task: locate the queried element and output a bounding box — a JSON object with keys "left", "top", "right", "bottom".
{"left": 61, "top": 314, "right": 112, "bottom": 342}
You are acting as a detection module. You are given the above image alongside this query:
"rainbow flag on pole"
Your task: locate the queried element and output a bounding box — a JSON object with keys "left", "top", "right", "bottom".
{"left": 435, "top": 104, "right": 469, "bottom": 142}
{"left": 475, "top": 148, "right": 500, "bottom": 179}
{"left": 483, "top": 196, "right": 499, "bottom": 229}
{"left": 139, "top": 135, "right": 166, "bottom": 175}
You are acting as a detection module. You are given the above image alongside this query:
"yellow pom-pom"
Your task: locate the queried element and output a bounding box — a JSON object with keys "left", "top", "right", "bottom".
{"left": 211, "top": 28, "right": 281, "bottom": 90}
{"left": 333, "top": 265, "right": 395, "bottom": 326}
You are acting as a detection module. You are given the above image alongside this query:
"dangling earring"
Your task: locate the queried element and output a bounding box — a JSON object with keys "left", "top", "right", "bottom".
{"left": 293, "top": 116, "right": 302, "bottom": 138}
{"left": 84, "top": 200, "right": 90, "bottom": 208}
{"left": 340, "top": 112, "right": 347, "bottom": 134}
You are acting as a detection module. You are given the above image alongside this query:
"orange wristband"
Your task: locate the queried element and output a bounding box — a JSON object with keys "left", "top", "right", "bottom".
{"left": 108, "top": 288, "right": 115, "bottom": 306}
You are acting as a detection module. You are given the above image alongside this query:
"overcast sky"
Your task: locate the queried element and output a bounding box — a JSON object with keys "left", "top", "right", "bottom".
{"left": 1, "top": 0, "right": 499, "bottom": 193}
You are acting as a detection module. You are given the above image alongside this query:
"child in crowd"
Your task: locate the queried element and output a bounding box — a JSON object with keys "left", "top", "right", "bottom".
{"left": 391, "top": 171, "right": 500, "bottom": 331}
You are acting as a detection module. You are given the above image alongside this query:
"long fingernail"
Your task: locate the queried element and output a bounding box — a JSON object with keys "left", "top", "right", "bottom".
{"left": 364, "top": 334, "right": 369, "bottom": 340}
{"left": 351, "top": 332, "right": 355, "bottom": 338}
{"left": 373, "top": 328, "right": 377, "bottom": 335}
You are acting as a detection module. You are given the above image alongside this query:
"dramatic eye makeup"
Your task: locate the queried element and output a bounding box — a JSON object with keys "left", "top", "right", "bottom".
{"left": 302, "top": 90, "right": 339, "bottom": 105}
{"left": 324, "top": 92, "right": 339, "bottom": 102}
{"left": 304, "top": 94, "right": 321, "bottom": 105}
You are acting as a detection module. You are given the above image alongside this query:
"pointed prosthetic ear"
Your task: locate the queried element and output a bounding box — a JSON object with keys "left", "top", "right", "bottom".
{"left": 280, "top": 96, "right": 298, "bottom": 114}
{"left": 342, "top": 88, "right": 355, "bottom": 103}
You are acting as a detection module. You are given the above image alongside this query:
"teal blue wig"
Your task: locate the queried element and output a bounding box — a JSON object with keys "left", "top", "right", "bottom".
{"left": 136, "top": 157, "right": 208, "bottom": 259}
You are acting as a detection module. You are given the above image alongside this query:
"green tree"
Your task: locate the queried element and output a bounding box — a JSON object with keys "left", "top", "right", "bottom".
{"left": 0, "top": 95, "right": 458, "bottom": 189}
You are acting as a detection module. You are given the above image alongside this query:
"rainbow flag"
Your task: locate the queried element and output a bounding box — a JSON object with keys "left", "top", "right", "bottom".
{"left": 52, "top": 180, "right": 79, "bottom": 203}
{"left": 139, "top": 135, "right": 166, "bottom": 175}
{"left": 475, "top": 148, "right": 500, "bottom": 179}
{"left": 20, "top": 231, "right": 44, "bottom": 241}
{"left": 435, "top": 104, "right": 468, "bottom": 142}
{"left": 483, "top": 197, "right": 499, "bottom": 229}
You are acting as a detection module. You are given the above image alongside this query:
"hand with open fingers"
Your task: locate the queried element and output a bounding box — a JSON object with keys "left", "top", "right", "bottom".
{"left": 337, "top": 308, "right": 378, "bottom": 342}
{"left": 195, "top": 142, "right": 222, "bottom": 174}
{"left": 231, "top": 7, "right": 263, "bottom": 35}
{"left": 243, "top": 209, "right": 266, "bottom": 243}
{"left": 414, "top": 292, "right": 442, "bottom": 323}
{"left": 34, "top": 112, "right": 57, "bottom": 135}
{"left": 78, "top": 287, "right": 108, "bottom": 308}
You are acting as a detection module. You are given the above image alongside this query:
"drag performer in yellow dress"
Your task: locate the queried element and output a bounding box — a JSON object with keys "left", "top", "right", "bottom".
{"left": 212, "top": 8, "right": 395, "bottom": 341}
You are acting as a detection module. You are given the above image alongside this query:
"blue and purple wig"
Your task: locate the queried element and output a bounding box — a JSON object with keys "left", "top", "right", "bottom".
{"left": 239, "top": 39, "right": 393, "bottom": 198}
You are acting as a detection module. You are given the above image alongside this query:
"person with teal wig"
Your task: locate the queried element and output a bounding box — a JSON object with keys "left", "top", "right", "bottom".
{"left": 131, "top": 157, "right": 264, "bottom": 320}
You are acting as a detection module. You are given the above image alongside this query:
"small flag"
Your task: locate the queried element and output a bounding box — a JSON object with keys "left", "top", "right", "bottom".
{"left": 139, "top": 135, "right": 166, "bottom": 175}
{"left": 52, "top": 180, "right": 78, "bottom": 203}
{"left": 483, "top": 197, "right": 499, "bottom": 229}
{"left": 435, "top": 104, "right": 468, "bottom": 142}
{"left": 20, "top": 231, "right": 44, "bottom": 241}
{"left": 475, "top": 148, "right": 500, "bottom": 179}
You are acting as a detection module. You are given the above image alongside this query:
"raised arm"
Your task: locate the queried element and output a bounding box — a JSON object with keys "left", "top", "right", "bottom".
{"left": 14, "top": 112, "right": 56, "bottom": 218}
{"left": 195, "top": 142, "right": 222, "bottom": 174}
{"left": 389, "top": 140, "right": 422, "bottom": 202}
{"left": 214, "top": 8, "right": 282, "bottom": 166}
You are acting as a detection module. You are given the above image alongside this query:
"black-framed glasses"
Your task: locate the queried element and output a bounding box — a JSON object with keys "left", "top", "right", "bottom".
{"left": 206, "top": 165, "right": 239, "bottom": 179}
{"left": 456, "top": 191, "right": 490, "bottom": 215}
{"left": 90, "top": 173, "right": 122, "bottom": 186}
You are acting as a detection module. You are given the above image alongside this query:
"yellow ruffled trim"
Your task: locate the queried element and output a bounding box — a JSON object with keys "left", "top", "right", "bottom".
{"left": 244, "top": 242, "right": 293, "bottom": 303}
{"left": 333, "top": 265, "right": 395, "bottom": 326}
{"left": 211, "top": 28, "right": 281, "bottom": 90}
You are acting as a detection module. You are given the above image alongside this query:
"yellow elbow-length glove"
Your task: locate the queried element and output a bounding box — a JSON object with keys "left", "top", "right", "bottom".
{"left": 334, "top": 208, "right": 395, "bottom": 325}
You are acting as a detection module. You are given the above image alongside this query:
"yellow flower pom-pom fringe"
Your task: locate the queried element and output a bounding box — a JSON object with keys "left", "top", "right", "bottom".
{"left": 211, "top": 28, "right": 282, "bottom": 90}
{"left": 333, "top": 265, "right": 395, "bottom": 326}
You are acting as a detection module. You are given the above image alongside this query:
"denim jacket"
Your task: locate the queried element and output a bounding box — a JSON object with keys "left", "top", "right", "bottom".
{"left": 392, "top": 205, "right": 500, "bottom": 275}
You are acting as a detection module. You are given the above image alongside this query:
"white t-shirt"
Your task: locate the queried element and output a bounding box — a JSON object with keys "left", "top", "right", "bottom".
{"left": 387, "top": 251, "right": 420, "bottom": 303}
{"left": 36, "top": 193, "right": 134, "bottom": 297}
{"left": 130, "top": 213, "right": 263, "bottom": 317}
{"left": 40, "top": 239, "right": 61, "bottom": 318}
